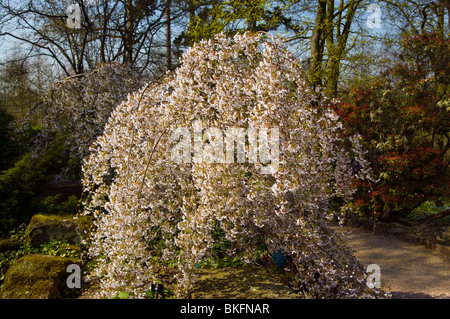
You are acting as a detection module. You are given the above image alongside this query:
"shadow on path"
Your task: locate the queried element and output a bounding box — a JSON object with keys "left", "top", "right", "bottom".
{"left": 191, "top": 267, "right": 300, "bottom": 299}
{"left": 333, "top": 225, "right": 450, "bottom": 299}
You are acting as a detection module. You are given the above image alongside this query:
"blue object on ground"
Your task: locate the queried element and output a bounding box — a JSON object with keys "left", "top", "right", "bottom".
{"left": 272, "top": 249, "right": 287, "bottom": 269}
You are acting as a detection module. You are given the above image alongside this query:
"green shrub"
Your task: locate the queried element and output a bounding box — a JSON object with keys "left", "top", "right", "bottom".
{"left": 407, "top": 200, "right": 450, "bottom": 225}
{"left": 333, "top": 32, "right": 449, "bottom": 221}
{"left": 0, "top": 108, "right": 20, "bottom": 171}
{"left": 0, "top": 138, "right": 70, "bottom": 235}
{"left": 38, "top": 194, "right": 80, "bottom": 216}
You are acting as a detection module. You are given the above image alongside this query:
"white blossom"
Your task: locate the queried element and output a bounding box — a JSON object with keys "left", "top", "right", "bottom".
{"left": 42, "top": 62, "right": 145, "bottom": 160}
{"left": 82, "top": 32, "right": 389, "bottom": 299}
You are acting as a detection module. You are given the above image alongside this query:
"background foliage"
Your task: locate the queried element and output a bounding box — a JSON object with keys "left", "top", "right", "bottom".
{"left": 333, "top": 32, "right": 449, "bottom": 221}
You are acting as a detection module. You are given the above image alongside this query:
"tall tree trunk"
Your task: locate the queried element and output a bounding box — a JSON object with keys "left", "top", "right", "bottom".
{"left": 437, "top": 0, "right": 445, "bottom": 37}
{"left": 309, "top": 0, "right": 327, "bottom": 89}
{"left": 186, "top": 0, "right": 196, "bottom": 46}
{"left": 325, "top": 0, "right": 337, "bottom": 97}
{"left": 165, "top": 0, "right": 172, "bottom": 71}
{"left": 325, "top": 0, "right": 361, "bottom": 97}
{"left": 124, "top": 0, "right": 134, "bottom": 65}
{"left": 100, "top": 1, "right": 109, "bottom": 63}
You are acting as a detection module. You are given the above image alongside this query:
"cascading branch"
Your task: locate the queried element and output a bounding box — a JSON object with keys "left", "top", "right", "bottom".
{"left": 82, "top": 32, "right": 389, "bottom": 299}
{"left": 43, "top": 62, "right": 145, "bottom": 159}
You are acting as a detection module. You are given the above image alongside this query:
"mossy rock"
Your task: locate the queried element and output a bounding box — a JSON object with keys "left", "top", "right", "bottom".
{"left": 27, "top": 214, "right": 92, "bottom": 248}
{"left": 0, "top": 254, "right": 74, "bottom": 299}
{"left": 0, "top": 237, "right": 21, "bottom": 252}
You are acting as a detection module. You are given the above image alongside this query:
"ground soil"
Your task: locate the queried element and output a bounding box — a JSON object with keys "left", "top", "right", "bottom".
{"left": 190, "top": 267, "right": 300, "bottom": 299}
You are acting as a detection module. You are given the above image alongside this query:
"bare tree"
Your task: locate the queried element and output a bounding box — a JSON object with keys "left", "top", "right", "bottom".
{"left": 0, "top": 0, "right": 89, "bottom": 75}
{"left": 0, "top": 0, "right": 187, "bottom": 76}
{"left": 382, "top": 0, "right": 450, "bottom": 36}
{"left": 0, "top": 52, "right": 43, "bottom": 118}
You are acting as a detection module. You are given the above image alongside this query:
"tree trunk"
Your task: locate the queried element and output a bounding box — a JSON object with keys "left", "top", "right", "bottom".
{"left": 415, "top": 209, "right": 450, "bottom": 224}
{"left": 124, "top": 0, "right": 134, "bottom": 65}
{"left": 437, "top": 0, "right": 445, "bottom": 37}
{"left": 308, "top": 0, "right": 327, "bottom": 89}
{"left": 325, "top": 0, "right": 361, "bottom": 97}
{"left": 325, "top": 0, "right": 338, "bottom": 97}
{"left": 165, "top": 0, "right": 172, "bottom": 72}
{"left": 100, "top": 1, "right": 109, "bottom": 63}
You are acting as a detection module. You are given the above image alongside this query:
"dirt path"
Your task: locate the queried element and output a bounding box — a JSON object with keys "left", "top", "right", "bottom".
{"left": 333, "top": 225, "right": 450, "bottom": 299}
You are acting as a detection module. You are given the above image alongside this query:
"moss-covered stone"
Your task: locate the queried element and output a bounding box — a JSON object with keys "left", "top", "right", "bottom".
{"left": 0, "top": 237, "right": 21, "bottom": 252}
{"left": 0, "top": 254, "right": 73, "bottom": 299}
{"left": 27, "top": 214, "right": 92, "bottom": 248}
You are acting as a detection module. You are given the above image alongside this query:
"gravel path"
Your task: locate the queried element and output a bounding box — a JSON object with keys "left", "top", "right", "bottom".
{"left": 333, "top": 225, "right": 450, "bottom": 299}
